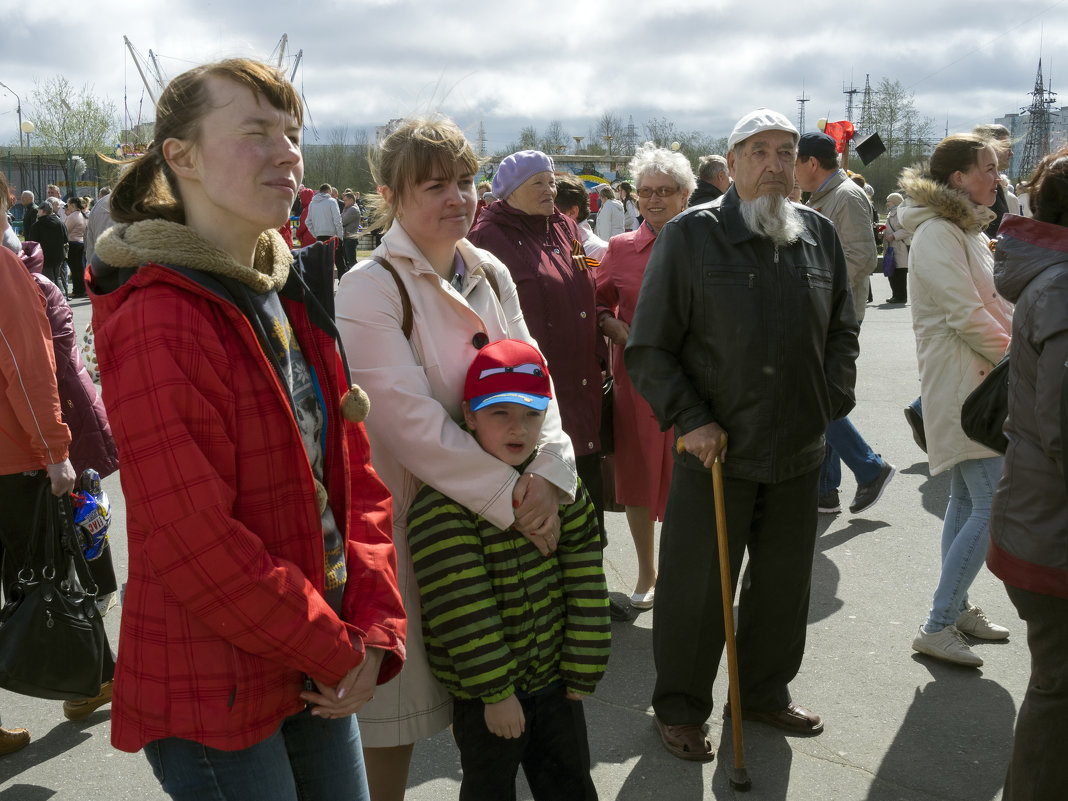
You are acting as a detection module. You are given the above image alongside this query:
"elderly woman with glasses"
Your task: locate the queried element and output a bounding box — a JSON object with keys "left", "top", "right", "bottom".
{"left": 595, "top": 143, "right": 696, "bottom": 608}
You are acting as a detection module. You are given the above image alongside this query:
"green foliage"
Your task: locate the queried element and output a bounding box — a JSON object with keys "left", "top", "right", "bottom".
{"left": 28, "top": 76, "right": 119, "bottom": 156}
{"left": 302, "top": 126, "right": 374, "bottom": 194}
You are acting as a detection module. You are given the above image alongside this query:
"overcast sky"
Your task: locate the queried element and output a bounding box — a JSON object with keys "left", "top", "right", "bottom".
{"left": 3, "top": 0, "right": 1066, "bottom": 153}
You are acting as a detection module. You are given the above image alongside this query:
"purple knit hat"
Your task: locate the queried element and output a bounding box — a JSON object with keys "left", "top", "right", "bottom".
{"left": 492, "top": 150, "right": 555, "bottom": 200}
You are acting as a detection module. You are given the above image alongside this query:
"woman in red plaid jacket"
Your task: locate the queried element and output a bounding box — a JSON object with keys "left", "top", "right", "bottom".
{"left": 86, "top": 58, "right": 405, "bottom": 801}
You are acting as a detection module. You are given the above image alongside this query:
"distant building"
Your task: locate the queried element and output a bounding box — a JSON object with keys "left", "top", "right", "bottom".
{"left": 374, "top": 119, "right": 404, "bottom": 146}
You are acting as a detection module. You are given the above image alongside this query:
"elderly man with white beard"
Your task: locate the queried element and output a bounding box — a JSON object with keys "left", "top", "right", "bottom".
{"left": 625, "top": 108, "right": 859, "bottom": 761}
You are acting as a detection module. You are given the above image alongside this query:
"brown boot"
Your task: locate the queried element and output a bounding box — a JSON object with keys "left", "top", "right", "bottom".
{"left": 62, "top": 680, "right": 113, "bottom": 721}
{"left": 0, "top": 727, "right": 30, "bottom": 756}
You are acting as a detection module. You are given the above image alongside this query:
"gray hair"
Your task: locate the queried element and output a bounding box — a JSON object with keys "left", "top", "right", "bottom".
{"left": 629, "top": 142, "right": 697, "bottom": 195}
{"left": 698, "top": 154, "right": 728, "bottom": 183}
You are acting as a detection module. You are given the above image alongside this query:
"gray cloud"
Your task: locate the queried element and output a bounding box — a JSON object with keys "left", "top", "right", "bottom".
{"left": 0, "top": 0, "right": 1064, "bottom": 151}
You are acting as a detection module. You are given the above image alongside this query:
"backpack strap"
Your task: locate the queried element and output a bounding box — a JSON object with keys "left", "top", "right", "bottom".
{"left": 370, "top": 255, "right": 413, "bottom": 339}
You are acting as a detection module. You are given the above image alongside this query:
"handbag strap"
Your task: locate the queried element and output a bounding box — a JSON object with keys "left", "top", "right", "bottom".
{"left": 56, "top": 494, "right": 100, "bottom": 597}
{"left": 33, "top": 482, "right": 99, "bottom": 596}
{"left": 370, "top": 254, "right": 502, "bottom": 341}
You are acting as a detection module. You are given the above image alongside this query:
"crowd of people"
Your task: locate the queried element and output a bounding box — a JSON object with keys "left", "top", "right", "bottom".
{"left": 1, "top": 56, "right": 1065, "bottom": 801}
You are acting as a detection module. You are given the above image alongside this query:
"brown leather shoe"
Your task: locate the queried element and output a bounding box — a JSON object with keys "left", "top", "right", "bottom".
{"left": 724, "top": 701, "right": 824, "bottom": 736}
{"left": 653, "top": 716, "right": 715, "bottom": 761}
{"left": 0, "top": 727, "right": 30, "bottom": 756}
{"left": 63, "top": 680, "right": 113, "bottom": 722}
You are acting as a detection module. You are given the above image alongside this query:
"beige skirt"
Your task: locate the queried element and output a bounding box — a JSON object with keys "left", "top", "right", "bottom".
{"left": 357, "top": 521, "right": 452, "bottom": 748}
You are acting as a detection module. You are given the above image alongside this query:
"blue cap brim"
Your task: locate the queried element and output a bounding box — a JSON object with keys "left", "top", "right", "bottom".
{"left": 469, "top": 392, "right": 550, "bottom": 412}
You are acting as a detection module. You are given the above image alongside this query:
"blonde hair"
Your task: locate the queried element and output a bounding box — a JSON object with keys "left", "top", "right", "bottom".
{"left": 109, "top": 58, "right": 302, "bottom": 225}
{"left": 367, "top": 115, "right": 480, "bottom": 232}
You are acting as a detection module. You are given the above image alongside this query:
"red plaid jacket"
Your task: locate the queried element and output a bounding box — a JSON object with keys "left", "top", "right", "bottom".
{"left": 91, "top": 261, "right": 405, "bottom": 752}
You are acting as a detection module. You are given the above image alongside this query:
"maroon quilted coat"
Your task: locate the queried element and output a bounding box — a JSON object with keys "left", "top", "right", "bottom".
{"left": 468, "top": 201, "right": 602, "bottom": 456}
{"left": 20, "top": 241, "right": 118, "bottom": 477}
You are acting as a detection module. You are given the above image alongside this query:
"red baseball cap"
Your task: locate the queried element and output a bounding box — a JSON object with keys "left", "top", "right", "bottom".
{"left": 464, "top": 339, "right": 552, "bottom": 412}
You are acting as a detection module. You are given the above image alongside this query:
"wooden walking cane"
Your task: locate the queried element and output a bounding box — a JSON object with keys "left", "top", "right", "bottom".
{"left": 677, "top": 432, "right": 752, "bottom": 791}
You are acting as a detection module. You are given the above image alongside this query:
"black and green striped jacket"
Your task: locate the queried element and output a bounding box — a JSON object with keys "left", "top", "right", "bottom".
{"left": 408, "top": 479, "right": 610, "bottom": 703}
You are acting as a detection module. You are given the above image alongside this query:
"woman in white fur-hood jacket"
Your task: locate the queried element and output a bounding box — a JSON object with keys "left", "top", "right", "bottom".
{"left": 897, "top": 133, "right": 1013, "bottom": 669}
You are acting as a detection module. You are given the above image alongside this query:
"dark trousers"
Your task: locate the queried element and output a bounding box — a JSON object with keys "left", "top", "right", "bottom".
{"left": 1003, "top": 584, "right": 1068, "bottom": 801}
{"left": 888, "top": 267, "right": 908, "bottom": 301}
{"left": 452, "top": 686, "right": 597, "bottom": 801}
{"left": 341, "top": 239, "right": 359, "bottom": 279}
{"left": 0, "top": 471, "right": 49, "bottom": 597}
{"left": 68, "top": 241, "right": 86, "bottom": 296}
{"left": 575, "top": 453, "right": 604, "bottom": 545}
{"left": 652, "top": 465, "right": 820, "bottom": 724}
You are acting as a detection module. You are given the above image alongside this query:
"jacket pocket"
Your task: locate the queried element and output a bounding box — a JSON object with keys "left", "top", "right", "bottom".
{"left": 793, "top": 264, "right": 834, "bottom": 290}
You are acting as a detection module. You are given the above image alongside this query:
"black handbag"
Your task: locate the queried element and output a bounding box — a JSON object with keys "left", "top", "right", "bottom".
{"left": 0, "top": 483, "right": 107, "bottom": 700}
{"left": 961, "top": 353, "right": 1010, "bottom": 455}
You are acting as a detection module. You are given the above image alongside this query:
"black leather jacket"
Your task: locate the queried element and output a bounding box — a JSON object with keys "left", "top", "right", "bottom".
{"left": 624, "top": 186, "right": 859, "bottom": 483}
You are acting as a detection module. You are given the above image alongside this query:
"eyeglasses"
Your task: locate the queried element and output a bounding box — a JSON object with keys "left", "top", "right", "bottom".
{"left": 636, "top": 186, "right": 680, "bottom": 198}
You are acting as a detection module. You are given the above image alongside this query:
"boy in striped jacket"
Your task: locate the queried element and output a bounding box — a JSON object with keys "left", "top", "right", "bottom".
{"left": 409, "top": 338, "right": 610, "bottom": 800}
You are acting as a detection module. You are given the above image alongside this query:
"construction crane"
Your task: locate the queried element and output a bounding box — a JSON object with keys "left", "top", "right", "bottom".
{"left": 271, "top": 34, "right": 303, "bottom": 83}
{"left": 123, "top": 35, "right": 164, "bottom": 107}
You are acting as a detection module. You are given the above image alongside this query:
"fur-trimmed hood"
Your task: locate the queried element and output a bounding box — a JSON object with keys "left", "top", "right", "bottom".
{"left": 94, "top": 219, "right": 292, "bottom": 294}
{"left": 897, "top": 165, "right": 996, "bottom": 236}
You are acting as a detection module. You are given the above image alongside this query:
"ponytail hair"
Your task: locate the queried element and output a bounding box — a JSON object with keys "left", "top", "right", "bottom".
{"left": 108, "top": 57, "right": 303, "bottom": 225}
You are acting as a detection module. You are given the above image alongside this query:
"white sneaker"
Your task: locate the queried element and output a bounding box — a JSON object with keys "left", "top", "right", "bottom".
{"left": 95, "top": 592, "right": 118, "bottom": 618}
{"left": 956, "top": 605, "right": 1010, "bottom": 640}
{"left": 912, "top": 625, "right": 983, "bottom": 667}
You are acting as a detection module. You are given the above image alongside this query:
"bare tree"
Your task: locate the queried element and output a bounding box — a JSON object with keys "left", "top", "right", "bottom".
{"left": 641, "top": 118, "right": 729, "bottom": 173}
{"left": 596, "top": 112, "right": 624, "bottom": 154}
{"left": 28, "top": 76, "right": 119, "bottom": 156}
{"left": 861, "top": 77, "right": 936, "bottom": 196}
{"left": 539, "top": 120, "right": 569, "bottom": 155}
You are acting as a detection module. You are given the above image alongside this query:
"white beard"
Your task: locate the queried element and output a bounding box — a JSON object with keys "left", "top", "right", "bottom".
{"left": 739, "top": 194, "right": 804, "bottom": 246}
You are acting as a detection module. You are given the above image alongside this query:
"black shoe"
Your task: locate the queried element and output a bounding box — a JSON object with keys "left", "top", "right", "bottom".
{"left": 849, "top": 461, "right": 896, "bottom": 514}
{"left": 886, "top": 296, "right": 907, "bottom": 304}
{"left": 818, "top": 490, "right": 841, "bottom": 514}
{"left": 609, "top": 597, "right": 633, "bottom": 622}
{"left": 904, "top": 405, "right": 927, "bottom": 453}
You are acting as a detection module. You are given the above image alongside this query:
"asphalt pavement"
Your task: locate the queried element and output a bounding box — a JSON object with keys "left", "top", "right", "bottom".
{"left": 0, "top": 289, "right": 1024, "bottom": 801}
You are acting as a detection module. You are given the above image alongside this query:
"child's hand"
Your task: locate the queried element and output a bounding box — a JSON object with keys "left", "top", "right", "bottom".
{"left": 566, "top": 689, "right": 587, "bottom": 701}
{"left": 484, "top": 694, "right": 525, "bottom": 739}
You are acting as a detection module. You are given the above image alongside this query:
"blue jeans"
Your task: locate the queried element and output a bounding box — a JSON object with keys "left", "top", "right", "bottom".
{"left": 143, "top": 708, "right": 369, "bottom": 801}
{"left": 819, "top": 417, "right": 883, "bottom": 494}
{"left": 925, "top": 456, "right": 1004, "bottom": 631}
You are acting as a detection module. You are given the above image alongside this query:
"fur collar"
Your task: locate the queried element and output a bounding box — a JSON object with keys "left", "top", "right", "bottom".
{"left": 95, "top": 220, "right": 292, "bottom": 293}
{"left": 898, "top": 165, "right": 995, "bottom": 234}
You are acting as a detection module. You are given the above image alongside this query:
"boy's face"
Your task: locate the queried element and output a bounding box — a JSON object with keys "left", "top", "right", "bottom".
{"left": 463, "top": 401, "right": 546, "bottom": 467}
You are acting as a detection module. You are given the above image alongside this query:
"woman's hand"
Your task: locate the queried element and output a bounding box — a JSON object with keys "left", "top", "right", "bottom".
{"left": 513, "top": 473, "right": 563, "bottom": 555}
{"left": 513, "top": 472, "right": 560, "bottom": 530}
{"left": 600, "top": 317, "right": 630, "bottom": 347}
{"left": 300, "top": 647, "right": 386, "bottom": 719}
{"left": 484, "top": 694, "right": 526, "bottom": 739}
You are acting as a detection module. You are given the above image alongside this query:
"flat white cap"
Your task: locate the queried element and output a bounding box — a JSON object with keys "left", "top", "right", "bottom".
{"left": 727, "top": 108, "right": 800, "bottom": 150}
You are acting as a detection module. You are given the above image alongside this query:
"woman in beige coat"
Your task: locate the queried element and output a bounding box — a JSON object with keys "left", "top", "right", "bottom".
{"left": 899, "top": 134, "right": 1013, "bottom": 668}
{"left": 335, "top": 116, "right": 577, "bottom": 801}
